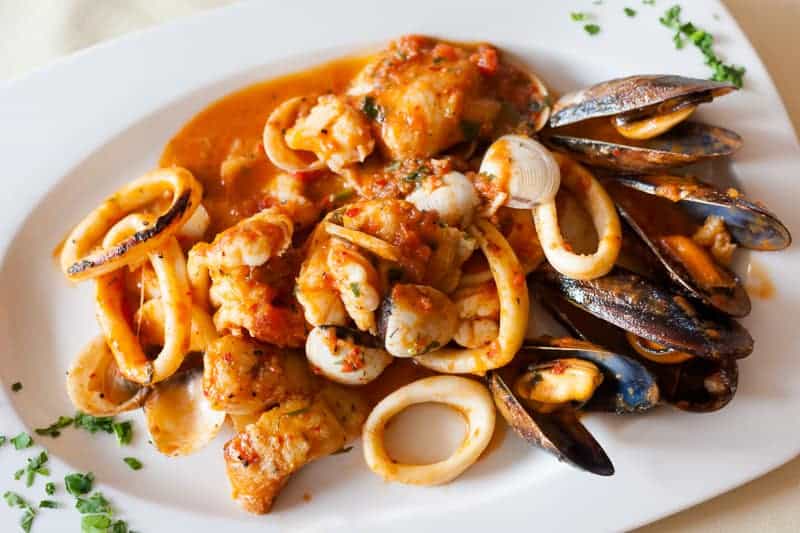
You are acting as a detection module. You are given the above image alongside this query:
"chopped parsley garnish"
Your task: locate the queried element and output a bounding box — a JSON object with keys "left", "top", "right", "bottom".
{"left": 65, "top": 472, "right": 94, "bottom": 497}
{"left": 659, "top": 4, "right": 745, "bottom": 87}
{"left": 570, "top": 12, "right": 588, "bottom": 21}
{"left": 38, "top": 500, "right": 58, "bottom": 509}
{"left": 23, "top": 451, "right": 50, "bottom": 487}
{"left": 349, "top": 282, "right": 361, "bottom": 297}
{"left": 584, "top": 24, "right": 601, "bottom": 35}
{"left": 76, "top": 492, "right": 111, "bottom": 515}
{"left": 643, "top": 0, "right": 655, "bottom": 5}
{"left": 112, "top": 422, "right": 132, "bottom": 446}
{"left": 332, "top": 189, "right": 355, "bottom": 203}
{"left": 459, "top": 120, "right": 481, "bottom": 142}
{"left": 123, "top": 457, "right": 142, "bottom": 471}
{"left": 361, "top": 96, "right": 382, "bottom": 121}
{"left": 81, "top": 514, "right": 112, "bottom": 532}
{"left": 73, "top": 412, "right": 115, "bottom": 434}
{"left": 0, "top": 435, "right": 6, "bottom": 447}
{"left": 14, "top": 469, "right": 24, "bottom": 480}
{"left": 331, "top": 446, "right": 353, "bottom": 455}
{"left": 4, "top": 491, "right": 36, "bottom": 533}
{"left": 624, "top": 7, "right": 637, "bottom": 17}
{"left": 35, "top": 415, "right": 74, "bottom": 438}
{"left": 403, "top": 166, "right": 430, "bottom": 182}
{"left": 11, "top": 382, "right": 22, "bottom": 392}
{"left": 45, "top": 482, "right": 55, "bottom": 496}
{"left": 11, "top": 432, "right": 33, "bottom": 450}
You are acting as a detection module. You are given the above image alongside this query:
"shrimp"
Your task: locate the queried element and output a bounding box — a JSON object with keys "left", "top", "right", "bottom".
{"left": 327, "top": 237, "right": 382, "bottom": 334}
{"left": 189, "top": 209, "right": 306, "bottom": 347}
{"left": 284, "top": 94, "right": 374, "bottom": 173}
{"left": 451, "top": 281, "right": 501, "bottom": 348}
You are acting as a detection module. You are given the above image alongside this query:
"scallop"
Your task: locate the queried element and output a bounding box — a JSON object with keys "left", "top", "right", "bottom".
{"left": 144, "top": 367, "right": 227, "bottom": 456}
{"left": 66, "top": 335, "right": 148, "bottom": 416}
{"left": 377, "top": 284, "right": 459, "bottom": 357}
{"left": 479, "top": 135, "right": 560, "bottom": 210}
{"left": 405, "top": 171, "right": 480, "bottom": 228}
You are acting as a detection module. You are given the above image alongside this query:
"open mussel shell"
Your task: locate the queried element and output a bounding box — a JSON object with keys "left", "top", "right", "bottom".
{"left": 66, "top": 336, "right": 149, "bottom": 416}
{"left": 144, "top": 367, "right": 226, "bottom": 456}
{"left": 550, "top": 75, "right": 736, "bottom": 128}
{"left": 613, "top": 174, "right": 792, "bottom": 251}
{"left": 534, "top": 264, "right": 753, "bottom": 360}
{"left": 606, "top": 179, "right": 751, "bottom": 317}
{"left": 488, "top": 367, "right": 614, "bottom": 476}
{"left": 536, "top": 284, "right": 739, "bottom": 412}
{"left": 519, "top": 339, "right": 659, "bottom": 414}
{"left": 544, "top": 122, "right": 743, "bottom": 173}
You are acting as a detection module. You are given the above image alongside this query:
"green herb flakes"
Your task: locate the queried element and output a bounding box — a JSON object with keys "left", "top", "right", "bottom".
{"left": 4, "top": 491, "right": 36, "bottom": 533}
{"left": 584, "top": 24, "right": 601, "bottom": 35}
{"left": 11, "top": 432, "right": 33, "bottom": 450}
{"left": 74, "top": 412, "right": 115, "bottom": 434}
{"left": 81, "top": 513, "right": 112, "bottom": 533}
{"left": 570, "top": 12, "right": 588, "bottom": 21}
{"left": 123, "top": 457, "right": 142, "bottom": 471}
{"left": 76, "top": 492, "right": 111, "bottom": 515}
{"left": 0, "top": 435, "right": 6, "bottom": 447}
{"left": 624, "top": 7, "right": 637, "bottom": 17}
{"left": 45, "top": 482, "right": 55, "bottom": 496}
{"left": 35, "top": 415, "right": 74, "bottom": 438}
{"left": 112, "top": 422, "right": 132, "bottom": 446}
{"left": 361, "top": 96, "right": 381, "bottom": 121}
{"left": 65, "top": 472, "right": 94, "bottom": 496}
{"left": 24, "top": 451, "right": 50, "bottom": 487}
{"left": 349, "top": 282, "right": 361, "bottom": 297}
{"left": 285, "top": 406, "right": 310, "bottom": 417}
{"left": 39, "top": 500, "right": 58, "bottom": 509}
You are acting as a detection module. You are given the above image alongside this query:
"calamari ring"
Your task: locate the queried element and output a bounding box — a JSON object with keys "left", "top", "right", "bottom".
{"left": 60, "top": 167, "right": 202, "bottom": 282}
{"left": 263, "top": 96, "right": 326, "bottom": 173}
{"left": 363, "top": 376, "right": 495, "bottom": 486}
{"left": 416, "top": 219, "right": 528, "bottom": 375}
{"left": 95, "top": 214, "right": 192, "bottom": 384}
{"left": 66, "top": 335, "right": 149, "bottom": 416}
{"left": 136, "top": 299, "right": 219, "bottom": 353}
{"left": 532, "top": 153, "right": 621, "bottom": 280}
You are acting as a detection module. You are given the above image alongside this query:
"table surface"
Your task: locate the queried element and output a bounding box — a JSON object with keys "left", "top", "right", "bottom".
{"left": 1, "top": 1, "right": 798, "bottom": 531}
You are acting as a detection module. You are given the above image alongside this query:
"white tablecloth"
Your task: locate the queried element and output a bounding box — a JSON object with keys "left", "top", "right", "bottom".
{"left": 2, "top": 1, "right": 798, "bottom": 531}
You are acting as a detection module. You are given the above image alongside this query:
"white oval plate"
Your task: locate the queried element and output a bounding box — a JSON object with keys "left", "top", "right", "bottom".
{"left": 1, "top": 1, "right": 799, "bottom": 531}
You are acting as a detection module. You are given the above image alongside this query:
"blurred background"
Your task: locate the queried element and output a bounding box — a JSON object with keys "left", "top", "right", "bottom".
{"left": 1, "top": 1, "right": 798, "bottom": 531}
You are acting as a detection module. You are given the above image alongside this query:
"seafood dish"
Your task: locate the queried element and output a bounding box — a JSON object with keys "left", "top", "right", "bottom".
{"left": 56, "top": 35, "right": 791, "bottom": 514}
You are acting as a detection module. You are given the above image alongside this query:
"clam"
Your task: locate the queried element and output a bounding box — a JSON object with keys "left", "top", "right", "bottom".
{"left": 520, "top": 338, "right": 660, "bottom": 414}
{"left": 536, "top": 283, "right": 738, "bottom": 412}
{"left": 479, "top": 134, "right": 560, "bottom": 211}
{"left": 488, "top": 358, "right": 614, "bottom": 476}
{"left": 545, "top": 75, "right": 742, "bottom": 172}
{"left": 66, "top": 336, "right": 148, "bottom": 416}
{"left": 534, "top": 263, "right": 754, "bottom": 360}
{"left": 144, "top": 367, "right": 226, "bottom": 456}
{"left": 377, "top": 284, "right": 458, "bottom": 357}
{"left": 305, "top": 325, "right": 393, "bottom": 385}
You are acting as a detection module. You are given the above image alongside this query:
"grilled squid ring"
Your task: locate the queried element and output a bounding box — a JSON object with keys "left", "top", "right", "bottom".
{"left": 60, "top": 167, "right": 202, "bottom": 282}
{"left": 95, "top": 214, "right": 192, "bottom": 384}
{"left": 263, "top": 96, "right": 326, "bottom": 173}
{"left": 532, "top": 154, "right": 621, "bottom": 280}
{"left": 66, "top": 335, "right": 149, "bottom": 416}
{"left": 416, "top": 220, "right": 528, "bottom": 375}
{"left": 363, "top": 376, "right": 495, "bottom": 486}
{"left": 136, "top": 299, "right": 218, "bottom": 354}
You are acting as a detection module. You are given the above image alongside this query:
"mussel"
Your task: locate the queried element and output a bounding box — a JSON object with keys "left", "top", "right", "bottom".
{"left": 535, "top": 282, "right": 739, "bottom": 412}
{"left": 544, "top": 75, "right": 742, "bottom": 172}
{"left": 488, "top": 355, "right": 614, "bottom": 476}
{"left": 520, "top": 338, "right": 660, "bottom": 414}
{"left": 606, "top": 174, "right": 791, "bottom": 317}
{"left": 534, "top": 263, "right": 753, "bottom": 360}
